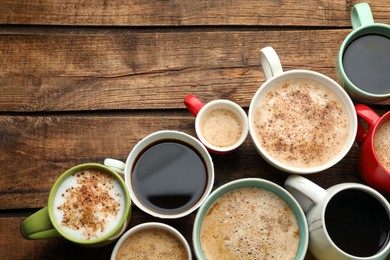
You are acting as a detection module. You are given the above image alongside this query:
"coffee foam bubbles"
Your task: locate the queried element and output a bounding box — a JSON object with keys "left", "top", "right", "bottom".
{"left": 200, "top": 187, "right": 300, "bottom": 259}
{"left": 253, "top": 78, "right": 350, "bottom": 169}
{"left": 374, "top": 120, "right": 390, "bottom": 171}
{"left": 53, "top": 169, "right": 126, "bottom": 241}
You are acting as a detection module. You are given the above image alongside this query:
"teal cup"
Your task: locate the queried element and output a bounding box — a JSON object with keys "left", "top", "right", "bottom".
{"left": 336, "top": 3, "right": 390, "bottom": 103}
{"left": 192, "top": 178, "right": 308, "bottom": 259}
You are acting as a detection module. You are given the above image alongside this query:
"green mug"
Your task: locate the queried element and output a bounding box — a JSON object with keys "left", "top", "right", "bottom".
{"left": 336, "top": 3, "right": 390, "bottom": 103}
{"left": 20, "top": 163, "right": 131, "bottom": 247}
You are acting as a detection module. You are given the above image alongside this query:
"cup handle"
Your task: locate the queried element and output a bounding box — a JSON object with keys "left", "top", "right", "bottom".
{"left": 184, "top": 94, "right": 204, "bottom": 116}
{"left": 351, "top": 3, "right": 374, "bottom": 29}
{"left": 260, "top": 46, "right": 284, "bottom": 81}
{"left": 20, "top": 207, "right": 60, "bottom": 239}
{"left": 284, "top": 175, "right": 328, "bottom": 213}
{"left": 355, "top": 104, "right": 381, "bottom": 146}
{"left": 104, "top": 158, "right": 125, "bottom": 175}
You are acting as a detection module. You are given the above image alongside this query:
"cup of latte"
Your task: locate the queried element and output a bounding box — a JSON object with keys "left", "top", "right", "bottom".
{"left": 20, "top": 163, "right": 131, "bottom": 247}
{"left": 248, "top": 46, "right": 357, "bottom": 174}
{"left": 111, "top": 222, "right": 191, "bottom": 260}
{"left": 193, "top": 178, "right": 308, "bottom": 260}
{"left": 355, "top": 104, "right": 390, "bottom": 193}
{"left": 184, "top": 94, "right": 249, "bottom": 154}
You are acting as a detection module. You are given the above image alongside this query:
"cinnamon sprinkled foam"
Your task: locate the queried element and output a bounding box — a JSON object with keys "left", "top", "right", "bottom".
{"left": 253, "top": 78, "right": 350, "bottom": 169}
{"left": 53, "top": 169, "right": 125, "bottom": 240}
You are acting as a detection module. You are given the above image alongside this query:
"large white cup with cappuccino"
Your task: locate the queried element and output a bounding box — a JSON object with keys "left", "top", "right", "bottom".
{"left": 20, "top": 163, "right": 131, "bottom": 247}
{"left": 248, "top": 46, "right": 357, "bottom": 174}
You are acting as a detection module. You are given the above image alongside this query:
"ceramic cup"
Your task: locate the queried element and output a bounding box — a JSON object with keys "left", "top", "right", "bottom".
{"left": 104, "top": 130, "right": 214, "bottom": 219}
{"left": 184, "top": 94, "right": 249, "bottom": 154}
{"left": 285, "top": 175, "right": 390, "bottom": 260}
{"left": 111, "top": 222, "right": 192, "bottom": 260}
{"left": 193, "top": 178, "right": 308, "bottom": 260}
{"left": 355, "top": 104, "right": 390, "bottom": 193}
{"left": 20, "top": 163, "right": 131, "bottom": 247}
{"left": 248, "top": 46, "right": 357, "bottom": 174}
{"left": 336, "top": 3, "right": 390, "bottom": 103}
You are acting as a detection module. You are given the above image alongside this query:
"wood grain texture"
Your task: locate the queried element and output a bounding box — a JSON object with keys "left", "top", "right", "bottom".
{"left": 0, "top": 0, "right": 389, "bottom": 27}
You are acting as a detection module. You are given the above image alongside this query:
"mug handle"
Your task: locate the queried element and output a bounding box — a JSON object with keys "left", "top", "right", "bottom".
{"left": 355, "top": 104, "right": 381, "bottom": 146}
{"left": 260, "top": 46, "right": 283, "bottom": 81}
{"left": 184, "top": 94, "right": 204, "bottom": 116}
{"left": 104, "top": 158, "right": 125, "bottom": 175}
{"left": 351, "top": 3, "right": 374, "bottom": 29}
{"left": 20, "top": 207, "right": 60, "bottom": 239}
{"left": 284, "top": 175, "right": 328, "bottom": 213}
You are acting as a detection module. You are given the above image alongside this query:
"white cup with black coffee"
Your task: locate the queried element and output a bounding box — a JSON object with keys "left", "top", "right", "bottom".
{"left": 105, "top": 130, "right": 214, "bottom": 219}
{"left": 248, "top": 46, "right": 357, "bottom": 174}
{"left": 285, "top": 175, "right": 390, "bottom": 260}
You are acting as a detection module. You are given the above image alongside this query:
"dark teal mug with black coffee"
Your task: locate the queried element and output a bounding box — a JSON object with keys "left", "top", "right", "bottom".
{"left": 336, "top": 3, "right": 390, "bottom": 104}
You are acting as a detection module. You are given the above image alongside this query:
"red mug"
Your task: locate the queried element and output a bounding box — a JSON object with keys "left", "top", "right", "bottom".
{"left": 356, "top": 104, "right": 390, "bottom": 193}
{"left": 184, "top": 94, "right": 248, "bottom": 154}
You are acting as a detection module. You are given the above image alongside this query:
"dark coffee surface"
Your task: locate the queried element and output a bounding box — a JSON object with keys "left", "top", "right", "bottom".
{"left": 342, "top": 34, "right": 390, "bottom": 95}
{"left": 325, "top": 189, "right": 390, "bottom": 257}
{"left": 131, "top": 140, "right": 207, "bottom": 215}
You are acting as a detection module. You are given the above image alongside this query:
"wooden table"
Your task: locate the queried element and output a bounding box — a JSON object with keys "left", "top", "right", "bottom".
{"left": 1, "top": 0, "right": 390, "bottom": 259}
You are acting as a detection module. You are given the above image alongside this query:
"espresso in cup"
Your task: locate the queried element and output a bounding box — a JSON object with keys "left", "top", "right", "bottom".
{"left": 253, "top": 78, "right": 350, "bottom": 169}
{"left": 200, "top": 187, "right": 300, "bottom": 259}
{"left": 374, "top": 120, "right": 390, "bottom": 171}
{"left": 53, "top": 169, "right": 126, "bottom": 241}
{"left": 200, "top": 108, "right": 243, "bottom": 148}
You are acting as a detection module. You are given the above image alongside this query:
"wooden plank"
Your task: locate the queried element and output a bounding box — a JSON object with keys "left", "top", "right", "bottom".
{"left": 0, "top": 0, "right": 389, "bottom": 27}
{"left": 2, "top": 28, "right": 379, "bottom": 112}
{"left": 2, "top": 111, "right": 389, "bottom": 210}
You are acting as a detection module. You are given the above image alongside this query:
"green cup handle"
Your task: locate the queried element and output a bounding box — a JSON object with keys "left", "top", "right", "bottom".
{"left": 20, "top": 207, "right": 60, "bottom": 239}
{"left": 351, "top": 3, "right": 374, "bottom": 29}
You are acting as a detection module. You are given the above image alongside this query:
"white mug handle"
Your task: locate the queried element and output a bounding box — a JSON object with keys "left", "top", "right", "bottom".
{"left": 260, "top": 46, "right": 284, "bottom": 81}
{"left": 104, "top": 158, "right": 125, "bottom": 175}
{"left": 284, "top": 175, "right": 328, "bottom": 213}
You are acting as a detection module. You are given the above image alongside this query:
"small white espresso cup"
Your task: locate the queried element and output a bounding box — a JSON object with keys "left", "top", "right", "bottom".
{"left": 111, "top": 222, "right": 192, "bottom": 260}
{"left": 248, "top": 46, "right": 357, "bottom": 174}
{"left": 184, "top": 94, "right": 249, "bottom": 154}
{"left": 285, "top": 175, "right": 390, "bottom": 260}
{"left": 105, "top": 130, "right": 214, "bottom": 219}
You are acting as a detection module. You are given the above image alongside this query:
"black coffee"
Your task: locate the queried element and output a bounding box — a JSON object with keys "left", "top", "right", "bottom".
{"left": 342, "top": 34, "right": 390, "bottom": 94}
{"left": 325, "top": 189, "right": 390, "bottom": 257}
{"left": 131, "top": 140, "right": 207, "bottom": 215}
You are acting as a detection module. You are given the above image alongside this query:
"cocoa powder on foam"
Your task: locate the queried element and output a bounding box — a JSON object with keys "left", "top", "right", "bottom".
{"left": 254, "top": 79, "right": 349, "bottom": 169}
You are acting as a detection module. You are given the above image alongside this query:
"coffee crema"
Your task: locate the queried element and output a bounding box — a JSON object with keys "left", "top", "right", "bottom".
{"left": 200, "top": 108, "right": 243, "bottom": 148}
{"left": 115, "top": 228, "right": 188, "bottom": 260}
{"left": 53, "top": 169, "right": 126, "bottom": 240}
{"left": 253, "top": 78, "right": 350, "bottom": 169}
{"left": 200, "top": 187, "right": 300, "bottom": 259}
{"left": 374, "top": 120, "right": 390, "bottom": 171}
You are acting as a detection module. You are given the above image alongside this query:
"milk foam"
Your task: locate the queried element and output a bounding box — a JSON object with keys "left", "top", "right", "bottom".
{"left": 116, "top": 228, "right": 188, "bottom": 260}
{"left": 53, "top": 170, "right": 126, "bottom": 241}
{"left": 374, "top": 120, "right": 390, "bottom": 171}
{"left": 200, "top": 108, "right": 243, "bottom": 148}
{"left": 253, "top": 78, "right": 350, "bottom": 169}
{"left": 200, "top": 187, "right": 300, "bottom": 259}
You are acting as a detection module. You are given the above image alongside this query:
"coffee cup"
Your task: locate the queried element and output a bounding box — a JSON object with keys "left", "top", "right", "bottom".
{"left": 355, "top": 104, "right": 390, "bottom": 193}
{"left": 336, "top": 3, "right": 390, "bottom": 103}
{"left": 104, "top": 130, "right": 214, "bottom": 219}
{"left": 193, "top": 178, "right": 308, "bottom": 259}
{"left": 20, "top": 163, "right": 131, "bottom": 247}
{"left": 111, "top": 222, "right": 192, "bottom": 260}
{"left": 285, "top": 175, "right": 390, "bottom": 260}
{"left": 184, "top": 94, "right": 249, "bottom": 154}
{"left": 248, "top": 46, "right": 357, "bottom": 174}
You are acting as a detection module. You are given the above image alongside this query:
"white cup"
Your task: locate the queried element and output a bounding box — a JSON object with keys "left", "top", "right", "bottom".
{"left": 184, "top": 94, "right": 249, "bottom": 154}
{"left": 285, "top": 175, "right": 390, "bottom": 260}
{"left": 105, "top": 130, "right": 214, "bottom": 219}
{"left": 248, "top": 46, "right": 357, "bottom": 174}
{"left": 111, "top": 222, "right": 192, "bottom": 260}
